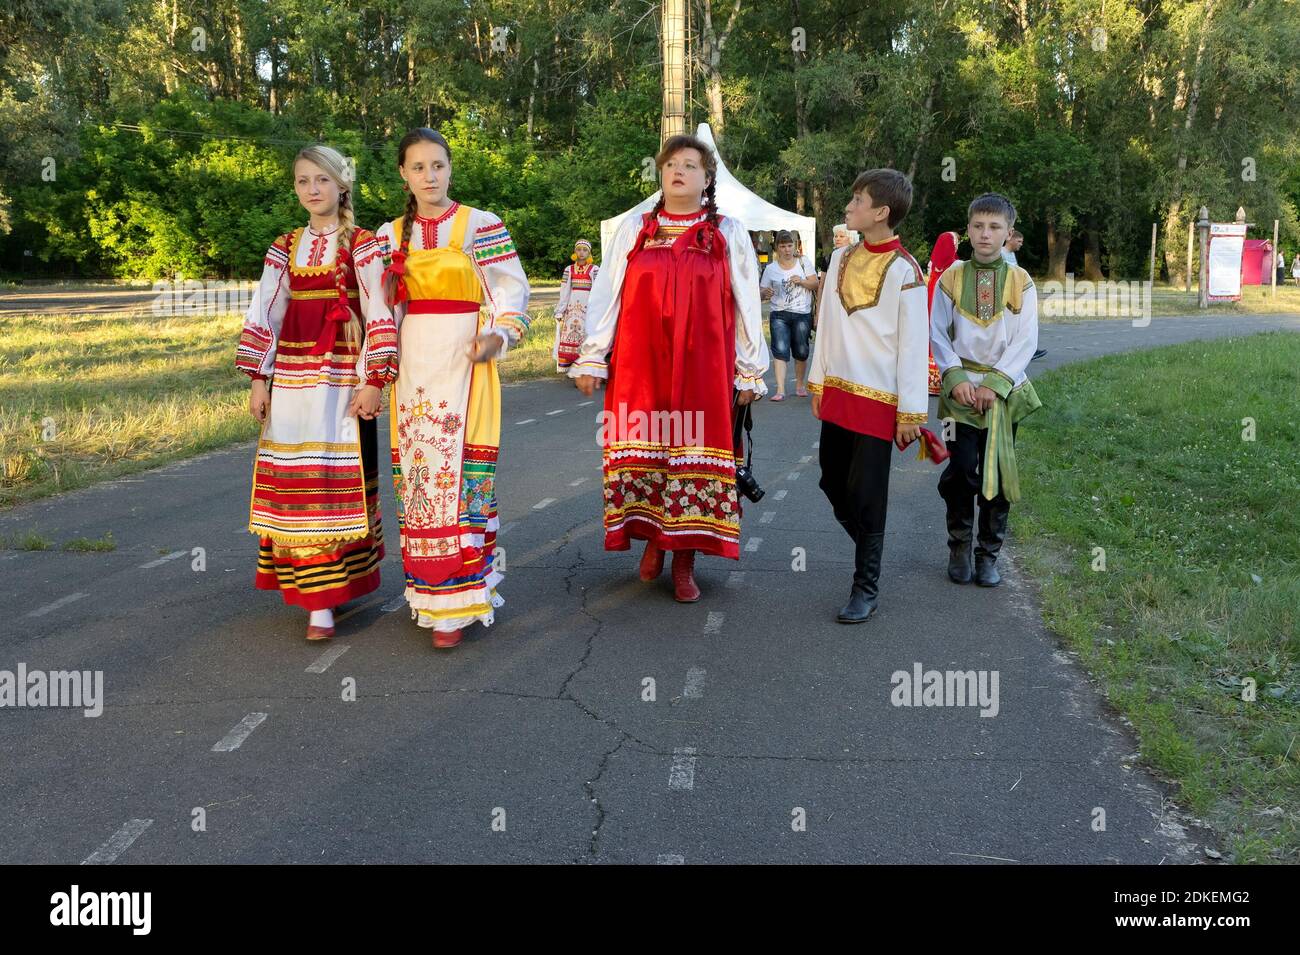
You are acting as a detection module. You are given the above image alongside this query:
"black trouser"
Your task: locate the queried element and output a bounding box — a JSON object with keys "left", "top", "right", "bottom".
{"left": 937, "top": 422, "right": 1017, "bottom": 556}
{"left": 818, "top": 420, "right": 892, "bottom": 542}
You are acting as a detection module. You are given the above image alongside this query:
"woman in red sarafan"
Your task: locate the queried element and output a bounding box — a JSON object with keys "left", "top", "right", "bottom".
{"left": 926, "top": 230, "right": 960, "bottom": 396}
{"left": 570, "top": 134, "right": 770, "bottom": 602}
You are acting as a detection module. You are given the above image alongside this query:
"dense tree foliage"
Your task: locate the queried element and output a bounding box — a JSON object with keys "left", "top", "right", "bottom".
{"left": 2, "top": 0, "right": 1296, "bottom": 279}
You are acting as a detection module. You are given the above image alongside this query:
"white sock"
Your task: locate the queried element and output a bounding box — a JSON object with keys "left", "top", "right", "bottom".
{"left": 309, "top": 609, "right": 334, "bottom": 628}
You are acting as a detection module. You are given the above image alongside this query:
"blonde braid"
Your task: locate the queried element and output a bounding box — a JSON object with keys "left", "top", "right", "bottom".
{"left": 335, "top": 187, "right": 362, "bottom": 349}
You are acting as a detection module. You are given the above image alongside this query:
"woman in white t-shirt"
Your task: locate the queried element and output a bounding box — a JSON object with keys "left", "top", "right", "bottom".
{"left": 759, "top": 230, "right": 818, "bottom": 401}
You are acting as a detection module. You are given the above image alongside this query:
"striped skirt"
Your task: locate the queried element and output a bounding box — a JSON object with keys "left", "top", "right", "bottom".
{"left": 255, "top": 416, "right": 384, "bottom": 610}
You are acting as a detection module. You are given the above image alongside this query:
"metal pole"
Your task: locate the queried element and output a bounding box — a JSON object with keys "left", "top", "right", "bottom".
{"left": 1197, "top": 206, "right": 1210, "bottom": 309}
{"left": 1272, "top": 219, "right": 1280, "bottom": 298}
{"left": 1148, "top": 222, "right": 1157, "bottom": 287}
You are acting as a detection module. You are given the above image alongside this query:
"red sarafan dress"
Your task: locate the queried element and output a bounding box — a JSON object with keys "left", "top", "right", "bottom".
{"left": 569, "top": 207, "right": 770, "bottom": 559}
{"left": 926, "top": 231, "right": 960, "bottom": 396}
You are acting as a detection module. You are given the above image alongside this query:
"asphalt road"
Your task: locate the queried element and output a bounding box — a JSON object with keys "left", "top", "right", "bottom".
{"left": 0, "top": 284, "right": 561, "bottom": 316}
{"left": 1, "top": 313, "right": 1295, "bottom": 863}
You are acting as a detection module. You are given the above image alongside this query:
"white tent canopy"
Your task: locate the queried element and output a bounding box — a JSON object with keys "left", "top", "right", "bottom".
{"left": 599, "top": 122, "right": 817, "bottom": 263}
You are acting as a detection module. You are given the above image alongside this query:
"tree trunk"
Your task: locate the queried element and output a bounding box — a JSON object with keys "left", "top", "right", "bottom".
{"left": 527, "top": 56, "right": 539, "bottom": 138}
{"left": 906, "top": 81, "right": 936, "bottom": 181}
{"left": 1163, "top": 0, "right": 1218, "bottom": 279}
{"left": 699, "top": 0, "right": 743, "bottom": 141}
{"left": 1082, "top": 225, "right": 1104, "bottom": 280}
{"left": 1046, "top": 220, "right": 1072, "bottom": 281}
{"left": 790, "top": 0, "right": 808, "bottom": 216}
{"left": 164, "top": 0, "right": 179, "bottom": 93}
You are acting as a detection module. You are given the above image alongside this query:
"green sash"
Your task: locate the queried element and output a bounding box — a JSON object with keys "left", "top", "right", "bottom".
{"left": 937, "top": 359, "right": 1042, "bottom": 502}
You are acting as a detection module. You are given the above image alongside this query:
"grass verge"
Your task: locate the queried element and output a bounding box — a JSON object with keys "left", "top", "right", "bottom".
{"left": 1013, "top": 330, "right": 1300, "bottom": 861}
{"left": 1, "top": 309, "right": 558, "bottom": 507}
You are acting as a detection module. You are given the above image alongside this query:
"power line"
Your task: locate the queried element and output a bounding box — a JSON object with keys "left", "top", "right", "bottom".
{"left": 108, "top": 123, "right": 391, "bottom": 151}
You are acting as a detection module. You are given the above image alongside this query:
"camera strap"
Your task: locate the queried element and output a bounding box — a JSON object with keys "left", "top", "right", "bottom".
{"left": 732, "top": 397, "right": 755, "bottom": 470}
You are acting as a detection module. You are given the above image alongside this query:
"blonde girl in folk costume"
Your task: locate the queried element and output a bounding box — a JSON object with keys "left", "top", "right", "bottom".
{"left": 376, "top": 127, "right": 531, "bottom": 649}
{"left": 553, "top": 239, "right": 599, "bottom": 372}
{"left": 237, "top": 145, "right": 397, "bottom": 641}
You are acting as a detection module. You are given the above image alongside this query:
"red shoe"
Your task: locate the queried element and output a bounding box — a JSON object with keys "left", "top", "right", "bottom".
{"left": 639, "top": 539, "right": 665, "bottom": 581}
{"left": 306, "top": 625, "right": 334, "bottom": 641}
{"left": 671, "top": 549, "right": 701, "bottom": 602}
{"left": 433, "top": 628, "right": 464, "bottom": 649}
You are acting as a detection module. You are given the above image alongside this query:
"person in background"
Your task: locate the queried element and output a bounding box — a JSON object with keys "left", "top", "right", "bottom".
{"left": 1291, "top": 251, "right": 1300, "bottom": 287}
{"left": 1003, "top": 228, "right": 1046, "bottom": 362}
{"left": 1001, "top": 229, "right": 1022, "bottom": 266}
{"left": 1277, "top": 248, "right": 1288, "bottom": 287}
{"left": 553, "top": 239, "right": 599, "bottom": 372}
{"left": 760, "top": 230, "right": 818, "bottom": 401}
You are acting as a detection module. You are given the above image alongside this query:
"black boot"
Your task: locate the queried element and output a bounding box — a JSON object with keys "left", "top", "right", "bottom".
{"left": 838, "top": 532, "right": 883, "bottom": 623}
{"left": 975, "top": 499, "right": 1010, "bottom": 587}
{"left": 945, "top": 500, "right": 974, "bottom": 584}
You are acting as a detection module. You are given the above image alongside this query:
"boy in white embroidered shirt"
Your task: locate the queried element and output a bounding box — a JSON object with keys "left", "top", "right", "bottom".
{"left": 808, "top": 169, "right": 928, "bottom": 624}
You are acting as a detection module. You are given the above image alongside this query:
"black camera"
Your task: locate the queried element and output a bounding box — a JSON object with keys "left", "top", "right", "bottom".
{"left": 735, "top": 463, "right": 764, "bottom": 503}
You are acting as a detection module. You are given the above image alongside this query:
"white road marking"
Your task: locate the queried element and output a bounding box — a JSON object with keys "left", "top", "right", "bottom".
{"left": 657, "top": 853, "right": 685, "bottom": 864}
{"left": 306, "top": 645, "right": 350, "bottom": 673}
{"left": 27, "top": 592, "right": 88, "bottom": 618}
{"left": 774, "top": 489, "right": 788, "bottom": 500}
{"left": 669, "top": 748, "right": 698, "bottom": 790}
{"left": 546, "top": 409, "right": 565, "bottom": 416}
{"left": 786, "top": 471, "right": 801, "bottom": 481}
{"left": 799, "top": 455, "right": 813, "bottom": 464}
{"left": 533, "top": 498, "right": 557, "bottom": 510}
{"left": 577, "top": 401, "right": 594, "bottom": 407}
{"left": 212, "top": 712, "right": 268, "bottom": 752}
{"left": 726, "top": 571, "right": 745, "bottom": 588}
{"left": 516, "top": 418, "right": 536, "bottom": 425}
{"left": 760, "top": 511, "right": 775, "bottom": 524}
{"left": 498, "top": 521, "right": 519, "bottom": 535}
{"left": 704, "top": 612, "right": 725, "bottom": 634}
{"left": 812, "top": 441, "right": 820, "bottom": 449}
{"left": 744, "top": 537, "right": 762, "bottom": 553}
{"left": 683, "top": 667, "right": 707, "bottom": 699}
{"left": 82, "top": 819, "right": 153, "bottom": 865}
{"left": 382, "top": 596, "right": 408, "bottom": 612}
{"left": 569, "top": 478, "right": 587, "bottom": 486}
{"left": 139, "top": 549, "right": 187, "bottom": 569}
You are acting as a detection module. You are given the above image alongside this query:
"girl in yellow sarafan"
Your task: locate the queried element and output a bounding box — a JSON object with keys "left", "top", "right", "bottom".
{"left": 236, "top": 145, "right": 397, "bottom": 641}
{"left": 376, "top": 127, "right": 531, "bottom": 650}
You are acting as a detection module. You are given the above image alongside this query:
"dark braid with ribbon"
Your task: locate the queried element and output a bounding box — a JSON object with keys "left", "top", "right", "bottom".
{"left": 699, "top": 175, "right": 720, "bottom": 253}
{"left": 384, "top": 188, "right": 418, "bottom": 306}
